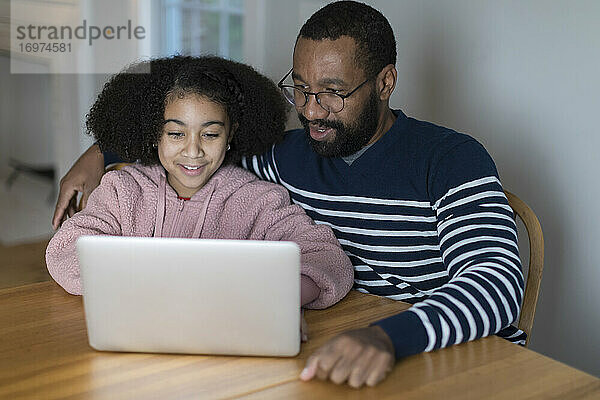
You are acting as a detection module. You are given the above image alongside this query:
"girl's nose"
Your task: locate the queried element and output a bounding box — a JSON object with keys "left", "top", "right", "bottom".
{"left": 182, "top": 136, "right": 204, "bottom": 158}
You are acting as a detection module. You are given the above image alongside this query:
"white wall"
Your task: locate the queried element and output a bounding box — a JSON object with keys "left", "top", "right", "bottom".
{"left": 259, "top": 0, "right": 600, "bottom": 376}
{"left": 0, "top": 56, "right": 53, "bottom": 170}
{"left": 0, "top": 55, "right": 11, "bottom": 175}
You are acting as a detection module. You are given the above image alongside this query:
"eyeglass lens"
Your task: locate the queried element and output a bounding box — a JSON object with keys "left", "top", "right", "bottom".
{"left": 282, "top": 87, "right": 344, "bottom": 113}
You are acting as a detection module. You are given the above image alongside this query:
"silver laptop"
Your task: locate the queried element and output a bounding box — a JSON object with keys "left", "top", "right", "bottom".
{"left": 76, "top": 235, "right": 300, "bottom": 356}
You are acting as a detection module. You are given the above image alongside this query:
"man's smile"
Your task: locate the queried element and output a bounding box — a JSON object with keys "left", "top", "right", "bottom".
{"left": 309, "top": 122, "right": 335, "bottom": 141}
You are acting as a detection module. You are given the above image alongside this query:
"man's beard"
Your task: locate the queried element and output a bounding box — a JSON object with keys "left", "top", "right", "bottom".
{"left": 298, "top": 89, "right": 379, "bottom": 158}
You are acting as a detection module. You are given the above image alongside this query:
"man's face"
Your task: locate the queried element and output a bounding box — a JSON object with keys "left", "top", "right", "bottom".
{"left": 292, "top": 36, "right": 379, "bottom": 157}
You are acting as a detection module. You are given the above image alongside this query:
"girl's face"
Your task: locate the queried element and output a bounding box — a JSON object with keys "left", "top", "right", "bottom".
{"left": 158, "top": 94, "right": 232, "bottom": 198}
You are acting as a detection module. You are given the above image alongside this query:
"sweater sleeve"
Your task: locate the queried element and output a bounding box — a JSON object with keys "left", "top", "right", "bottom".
{"left": 374, "top": 140, "right": 524, "bottom": 358}
{"left": 242, "top": 182, "right": 354, "bottom": 309}
{"left": 240, "top": 146, "right": 281, "bottom": 185}
{"left": 45, "top": 172, "right": 123, "bottom": 295}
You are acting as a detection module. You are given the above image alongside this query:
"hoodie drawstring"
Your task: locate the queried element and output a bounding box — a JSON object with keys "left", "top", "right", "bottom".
{"left": 153, "top": 173, "right": 167, "bottom": 238}
{"left": 154, "top": 172, "right": 215, "bottom": 239}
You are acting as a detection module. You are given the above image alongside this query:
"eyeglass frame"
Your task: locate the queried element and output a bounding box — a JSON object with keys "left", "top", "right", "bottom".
{"left": 277, "top": 67, "right": 372, "bottom": 113}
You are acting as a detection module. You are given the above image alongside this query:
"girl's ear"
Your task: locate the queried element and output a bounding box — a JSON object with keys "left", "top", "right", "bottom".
{"left": 229, "top": 123, "right": 239, "bottom": 143}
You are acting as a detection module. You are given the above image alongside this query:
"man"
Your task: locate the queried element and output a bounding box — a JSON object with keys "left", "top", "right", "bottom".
{"left": 53, "top": 1, "right": 525, "bottom": 389}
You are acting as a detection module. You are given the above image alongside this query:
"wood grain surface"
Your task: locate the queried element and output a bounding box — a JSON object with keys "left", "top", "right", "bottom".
{"left": 0, "top": 240, "right": 50, "bottom": 289}
{"left": 0, "top": 282, "right": 598, "bottom": 399}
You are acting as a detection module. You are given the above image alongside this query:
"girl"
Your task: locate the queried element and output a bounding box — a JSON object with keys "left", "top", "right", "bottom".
{"left": 46, "top": 56, "right": 353, "bottom": 309}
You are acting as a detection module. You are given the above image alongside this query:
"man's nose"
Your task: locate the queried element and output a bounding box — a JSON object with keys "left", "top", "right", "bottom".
{"left": 301, "top": 94, "right": 329, "bottom": 121}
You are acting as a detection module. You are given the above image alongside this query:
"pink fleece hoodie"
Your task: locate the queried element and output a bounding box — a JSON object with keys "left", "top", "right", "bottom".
{"left": 46, "top": 164, "right": 353, "bottom": 308}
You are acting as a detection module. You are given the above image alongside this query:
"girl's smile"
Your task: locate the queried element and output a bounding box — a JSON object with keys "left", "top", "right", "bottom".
{"left": 178, "top": 163, "right": 207, "bottom": 176}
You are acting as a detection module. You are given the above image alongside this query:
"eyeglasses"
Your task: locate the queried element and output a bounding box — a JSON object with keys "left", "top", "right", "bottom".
{"left": 277, "top": 68, "right": 371, "bottom": 113}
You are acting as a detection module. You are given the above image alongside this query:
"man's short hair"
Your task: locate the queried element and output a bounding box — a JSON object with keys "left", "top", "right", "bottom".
{"left": 298, "top": 1, "right": 396, "bottom": 79}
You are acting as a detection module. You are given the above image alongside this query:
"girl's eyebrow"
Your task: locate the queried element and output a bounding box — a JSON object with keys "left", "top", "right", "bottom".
{"left": 201, "top": 121, "right": 225, "bottom": 128}
{"left": 164, "top": 120, "right": 225, "bottom": 128}
{"left": 164, "top": 118, "right": 185, "bottom": 125}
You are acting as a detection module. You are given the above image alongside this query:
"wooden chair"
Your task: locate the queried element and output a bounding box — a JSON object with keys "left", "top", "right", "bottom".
{"left": 105, "top": 163, "right": 131, "bottom": 172}
{"left": 504, "top": 190, "right": 544, "bottom": 346}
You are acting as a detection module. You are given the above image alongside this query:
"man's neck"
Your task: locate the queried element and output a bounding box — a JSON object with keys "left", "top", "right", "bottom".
{"left": 366, "top": 107, "right": 396, "bottom": 146}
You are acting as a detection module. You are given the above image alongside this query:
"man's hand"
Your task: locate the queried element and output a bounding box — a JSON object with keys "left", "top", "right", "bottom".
{"left": 52, "top": 144, "right": 105, "bottom": 229}
{"left": 299, "top": 326, "right": 395, "bottom": 388}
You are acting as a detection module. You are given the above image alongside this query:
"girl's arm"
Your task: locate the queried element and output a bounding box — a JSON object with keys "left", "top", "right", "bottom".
{"left": 243, "top": 182, "right": 354, "bottom": 309}
{"left": 46, "top": 172, "right": 123, "bottom": 295}
{"left": 301, "top": 274, "right": 321, "bottom": 306}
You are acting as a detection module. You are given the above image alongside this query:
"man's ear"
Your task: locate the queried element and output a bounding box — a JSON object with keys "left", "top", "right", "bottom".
{"left": 376, "top": 64, "right": 397, "bottom": 101}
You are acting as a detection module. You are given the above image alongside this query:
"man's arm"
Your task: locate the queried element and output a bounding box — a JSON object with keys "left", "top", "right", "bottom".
{"left": 52, "top": 144, "right": 105, "bottom": 229}
{"left": 373, "top": 140, "right": 523, "bottom": 358}
{"left": 374, "top": 177, "right": 523, "bottom": 358}
{"left": 301, "top": 140, "right": 524, "bottom": 387}
{"left": 240, "top": 149, "right": 281, "bottom": 185}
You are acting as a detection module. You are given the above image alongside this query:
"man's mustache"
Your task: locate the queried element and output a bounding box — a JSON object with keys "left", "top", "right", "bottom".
{"left": 298, "top": 114, "right": 343, "bottom": 130}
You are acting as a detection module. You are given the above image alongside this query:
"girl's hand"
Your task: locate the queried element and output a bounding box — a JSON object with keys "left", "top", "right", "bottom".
{"left": 301, "top": 309, "right": 308, "bottom": 342}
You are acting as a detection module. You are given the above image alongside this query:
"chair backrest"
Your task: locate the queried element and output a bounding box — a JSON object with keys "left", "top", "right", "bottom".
{"left": 504, "top": 190, "right": 544, "bottom": 346}
{"left": 105, "top": 163, "right": 131, "bottom": 172}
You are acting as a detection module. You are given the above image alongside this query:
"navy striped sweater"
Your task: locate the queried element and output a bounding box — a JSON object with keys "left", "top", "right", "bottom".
{"left": 242, "top": 110, "right": 526, "bottom": 358}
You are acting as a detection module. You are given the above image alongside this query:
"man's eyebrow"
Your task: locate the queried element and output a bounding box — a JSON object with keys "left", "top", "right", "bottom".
{"left": 291, "top": 71, "right": 304, "bottom": 82}
{"left": 319, "top": 77, "right": 347, "bottom": 87}
{"left": 290, "top": 72, "right": 347, "bottom": 88}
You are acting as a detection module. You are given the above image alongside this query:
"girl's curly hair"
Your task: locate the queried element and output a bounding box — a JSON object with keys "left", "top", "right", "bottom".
{"left": 86, "top": 55, "right": 289, "bottom": 165}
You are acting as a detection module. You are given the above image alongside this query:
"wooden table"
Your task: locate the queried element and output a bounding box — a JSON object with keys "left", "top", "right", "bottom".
{"left": 0, "top": 282, "right": 598, "bottom": 399}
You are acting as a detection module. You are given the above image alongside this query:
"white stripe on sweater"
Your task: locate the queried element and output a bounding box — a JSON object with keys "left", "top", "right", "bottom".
{"left": 467, "top": 265, "right": 519, "bottom": 323}
{"left": 437, "top": 212, "right": 516, "bottom": 235}
{"left": 317, "top": 220, "right": 438, "bottom": 237}
{"left": 446, "top": 247, "right": 520, "bottom": 273}
{"left": 443, "top": 236, "right": 519, "bottom": 257}
{"left": 443, "top": 282, "right": 490, "bottom": 338}
{"left": 354, "top": 279, "right": 392, "bottom": 286}
{"left": 281, "top": 180, "right": 432, "bottom": 207}
{"left": 423, "top": 298, "right": 462, "bottom": 346}
{"left": 433, "top": 176, "right": 501, "bottom": 210}
{"left": 348, "top": 253, "right": 446, "bottom": 273}
{"left": 295, "top": 200, "right": 437, "bottom": 222}
{"left": 459, "top": 276, "right": 503, "bottom": 332}
{"left": 426, "top": 291, "right": 475, "bottom": 343}
{"left": 409, "top": 308, "right": 437, "bottom": 352}
{"left": 437, "top": 191, "right": 507, "bottom": 215}
{"left": 338, "top": 238, "right": 440, "bottom": 253}
{"left": 439, "top": 224, "right": 517, "bottom": 247}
